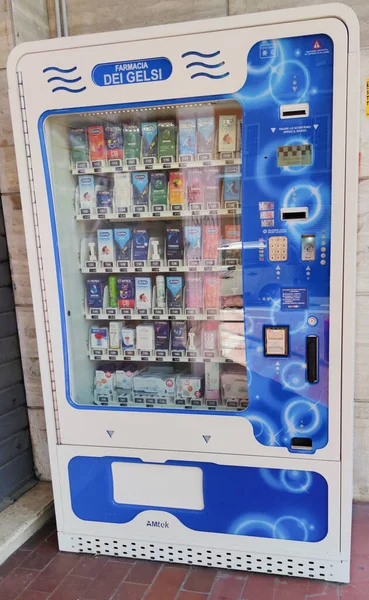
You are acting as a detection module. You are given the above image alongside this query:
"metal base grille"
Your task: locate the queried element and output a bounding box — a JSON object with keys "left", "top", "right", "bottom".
{"left": 58, "top": 532, "right": 349, "bottom": 583}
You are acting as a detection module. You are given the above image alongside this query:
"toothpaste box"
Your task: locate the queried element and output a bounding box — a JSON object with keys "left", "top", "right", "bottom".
{"left": 97, "top": 229, "right": 114, "bottom": 263}
{"left": 88, "top": 125, "right": 107, "bottom": 162}
{"left": 123, "top": 124, "right": 141, "bottom": 162}
{"left": 150, "top": 172, "right": 167, "bottom": 206}
{"left": 70, "top": 128, "right": 89, "bottom": 163}
{"left": 104, "top": 124, "right": 123, "bottom": 161}
{"left": 135, "top": 277, "right": 152, "bottom": 311}
{"left": 184, "top": 225, "right": 202, "bottom": 263}
{"left": 133, "top": 229, "right": 149, "bottom": 262}
{"left": 218, "top": 115, "right": 237, "bottom": 153}
{"left": 197, "top": 117, "right": 215, "bottom": 156}
{"left": 96, "top": 190, "right": 113, "bottom": 213}
{"left": 166, "top": 276, "right": 184, "bottom": 309}
{"left": 117, "top": 276, "right": 135, "bottom": 309}
{"left": 114, "top": 173, "right": 132, "bottom": 211}
{"left": 158, "top": 121, "right": 177, "bottom": 160}
{"left": 114, "top": 228, "right": 131, "bottom": 262}
{"left": 166, "top": 228, "right": 183, "bottom": 262}
{"left": 136, "top": 325, "right": 155, "bottom": 353}
{"left": 187, "top": 169, "right": 204, "bottom": 207}
{"left": 179, "top": 119, "right": 196, "bottom": 158}
{"left": 154, "top": 321, "right": 170, "bottom": 352}
{"left": 86, "top": 278, "right": 104, "bottom": 309}
{"left": 169, "top": 172, "right": 185, "bottom": 205}
{"left": 141, "top": 122, "right": 158, "bottom": 159}
{"left": 90, "top": 327, "right": 108, "bottom": 351}
{"left": 78, "top": 175, "right": 96, "bottom": 211}
{"left": 203, "top": 224, "right": 220, "bottom": 263}
{"left": 132, "top": 172, "right": 149, "bottom": 206}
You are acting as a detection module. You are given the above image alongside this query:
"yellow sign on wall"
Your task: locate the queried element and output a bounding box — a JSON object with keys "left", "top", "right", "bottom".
{"left": 367, "top": 79, "right": 369, "bottom": 116}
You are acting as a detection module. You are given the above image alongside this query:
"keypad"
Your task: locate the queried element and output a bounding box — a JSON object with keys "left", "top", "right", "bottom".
{"left": 268, "top": 236, "right": 288, "bottom": 262}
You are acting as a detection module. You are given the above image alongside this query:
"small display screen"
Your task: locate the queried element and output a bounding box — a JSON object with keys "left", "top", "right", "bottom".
{"left": 277, "top": 144, "right": 312, "bottom": 167}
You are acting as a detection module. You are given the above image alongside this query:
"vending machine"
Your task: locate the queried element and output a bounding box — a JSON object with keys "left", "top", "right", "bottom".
{"left": 7, "top": 3, "right": 359, "bottom": 582}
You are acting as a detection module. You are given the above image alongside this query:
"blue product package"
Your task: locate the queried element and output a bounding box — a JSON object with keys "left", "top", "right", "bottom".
{"left": 141, "top": 122, "right": 158, "bottom": 158}
{"left": 97, "top": 190, "right": 113, "bottom": 212}
{"left": 86, "top": 278, "right": 104, "bottom": 308}
{"left": 197, "top": 117, "right": 215, "bottom": 155}
{"left": 184, "top": 225, "right": 202, "bottom": 261}
{"left": 132, "top": 172, "right": 149, "bottom": 206}
{"left": 114, "top": 228, "right": 131, "bottom": 261}
{"left": 166, "top": 276, "right": 184, "bottom": 308}
{"left": 133, "top": 229, "right": 149, "bottom": 261}
{"left": 104, "top": 124, "right": 123, "bottom": 161}
{"left": 166, "top": 228, "right": 183, "bottom": 261}
{"left": 223, "top": 174, "right": 241, "bottom": 202}
{"left": 179, "top": 119, "right": 196, "bottom": 157}
{"left": 171, "top": 321, "right": 187, "bottom": 351}
{"left": 154, "top": 321, "right": 170, "bottom": 351}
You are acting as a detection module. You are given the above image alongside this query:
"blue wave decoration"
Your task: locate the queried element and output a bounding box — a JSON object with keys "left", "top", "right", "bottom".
{"left": 47, "top": 76, "right": 82, "bottom": 84}
{"left": 51, "top": 86, "right": 87, "bottom": 94}
{"left": 190, "top": 71, "right": 230, "bottom": 80}
{"left": 43, "top": 66, "right": 77, "bottom": 74}
{"left": 181, "top": 50, "right": 220, "bottom": 59}
{"left": 186, "top": 60, "right": 225, "bottom": 69}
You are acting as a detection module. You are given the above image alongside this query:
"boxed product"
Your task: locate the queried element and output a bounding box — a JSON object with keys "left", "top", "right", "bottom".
{"left": 166, "top": 276, "right": 184, "bottom": 309}
{"left": 237, "top": 119, "right": 243, "bottom": 154}
{"left": 86, "top": 278, "right": 104, "bottom": 309}
{"left": 123, "top": 124, "right": 141, "bottom": 161}
{"left": 114, "top": 173, "right": 132, "bottom": 211}
{"left": 88, "top": 125, "right": 107, "bottom": 162}
{"left": 179, "top": 119, "right": 196, "bottom": 158}
{"left": 132, "top": 172, "right": 149, "bottom": 206}
{"left": 70, "top": 128, "right": 89, "bottom": 163}
{"left": 150, "top": 172, "right": 167, "bottom": 206}
{"left": 202, "top": 322, "right": 219, "bottom": 356}
{"left": 108, "top": 276, "right": 118, "bottom": 308}
{"left": 141, "top": 122, "right": 158, "bottom": 159}
{"left": 169, "top": 172, "right": 185, "bottom": 206}
{"left": 185, "top": 275, "right": 203, "bottom": 310}
{"left": 104, "top": 124, "right": 123, "bottom": 161}
{"left": 204, "top": 273, "right": 221, "bottom": 309}
{"left": 116, "top": 365, "right": 138, "bottom": 390}
{"left": 96, "top": 190, "right": 113, "bottom": 213}
{"left": 133, "top": 367, "right": 176, "bottom": 398}
{"left": 166, "top": 228, "right": 183, "bottom": 262}
{"left": 154, "top": 321, "right": 170, "bottom": 352}
{"left": 117, "top": 276, "right": 135, "bottom": 309}
{"left": 121, "top": 327, "right": 136, "bottom": 350}
{"left": 221, "top": 367, "right": 248, "bottom": 400}
{"left": 197, "top": 117, "right": 215, "bottom": 156}
{"left": 109, "top": 322, "right": 122, "bottom": 350}
{"left": 184, "top": 225, "right": 202, "bottom": 263}
{"left": 204, "top": 167, "right": 221, "bottom": 207}
{"left": 90, "top": 327, "right": 108, "bottom": 351}
{"left": 223, "top": 174, "right": 241, "bottom": 203}
{"left": 224, "top": 224, "right": 241, "bottom": 264}
{"left": 203, "top": 224, "right": 220, "bottom": 263}
{"left": 176, "top": 374, "right": 203, "bottom": 401}
{"left": 136, "top": 325, "right": 155, "bottom": 353}
{"left": 135, "top": 277, "right": 152, "bottom": 311}
{"left": 114, "top": 228, "right": 131, "bottom": 262}
{"left": 94, "top": 364, "right": 115, "bottom": 394}
{"left": 187, "top": 170, "right": 204, "bottom": 207}
{"left": 205, "top": 363, "right": 220, "bottom": 403}
{"left": 132, "top": 229, "right": 149, "bottom": 262}
{"left": 171, "top": 321, "right": 187, "bottom": 352}
{"left": 78, "top": 175, "right": 96, "bottom": 211}
{"left": 97, "top": 230, "right": 114, "bottom": 263}
{"left": 218, "top": 115, "right": 237, "bottom": 153}
{"left": 158, "top": 121, "right": 177, "bottom": 160}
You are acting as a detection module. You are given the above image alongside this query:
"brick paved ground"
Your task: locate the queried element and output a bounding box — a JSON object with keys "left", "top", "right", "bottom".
{"left": 0, "top": 503, "right": 368, "bottom": 600}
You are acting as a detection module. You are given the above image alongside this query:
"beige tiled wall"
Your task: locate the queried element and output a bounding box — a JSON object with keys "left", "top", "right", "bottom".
{"left": 2, "top": 0, "right": 369, "bottom": 497}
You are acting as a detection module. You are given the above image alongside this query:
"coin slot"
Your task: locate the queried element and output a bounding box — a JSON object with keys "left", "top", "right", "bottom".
{"left": 291, "top": 437, "right": 313, "bottom": 450}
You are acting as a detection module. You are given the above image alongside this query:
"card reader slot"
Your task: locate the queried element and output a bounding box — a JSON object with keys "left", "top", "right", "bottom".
{"left": 291, "top": 437, "right": 313, "bottom": 450}
{"left": 306, "top": 336, "right": 318, "bottom": 383}
{"left": 280, "top": 103, "right": 309, "bottom": 119}
{"left": 280, "top": 207, "right": 308, "bottom": 221}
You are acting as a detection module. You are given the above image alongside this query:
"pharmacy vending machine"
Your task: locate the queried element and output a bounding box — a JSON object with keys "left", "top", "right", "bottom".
{"left": 7, "top": 3, "right": 359, "bottom": 582}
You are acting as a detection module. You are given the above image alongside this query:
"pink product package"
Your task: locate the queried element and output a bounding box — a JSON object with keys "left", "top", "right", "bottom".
{"left": 203, "top": 224, "right": 221, "bottom": 261}
{"left": 185, "top": 274, "right": 203, "bottom": 309}
{"left": 204, "top": 273, "right": 221, "bottom": 309}
{"left": 187, "top": 170, "right": 204, "bottom": 206}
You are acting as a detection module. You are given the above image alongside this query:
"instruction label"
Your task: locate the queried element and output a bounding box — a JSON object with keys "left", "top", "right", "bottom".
{"left": 281, "top": 288, "right": 307, "bottom": 310}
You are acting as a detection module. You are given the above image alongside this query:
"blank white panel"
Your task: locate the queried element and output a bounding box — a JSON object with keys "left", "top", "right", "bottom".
{"left": 111, "top": 462, "right": 204, "bottom": 510}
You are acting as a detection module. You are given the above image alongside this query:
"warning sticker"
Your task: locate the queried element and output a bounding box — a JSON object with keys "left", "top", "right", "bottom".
{"left": 366, "top": 79, "right": 369, "bottom": 117}
{"left": 281, "top": 288, "right": 308, "bottom": 310}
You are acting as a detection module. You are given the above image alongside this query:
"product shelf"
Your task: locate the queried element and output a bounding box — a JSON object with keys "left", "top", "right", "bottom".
{"left": 81, "top": 264, "right": 241, "bottom": 274}
{"left": 76, "top": 207, "right": 241, "bottom": 222}
{"left": 85, "top": 310, "right": 243, "bottom": 322}
{"left": 94, "top": 398, "right": 248, "bottom": 412}
{"left": 72, "top": 157, "right": 242, "bottom": 176}
{"left": 89, "top": 353, "right": 233, "bottom": 364}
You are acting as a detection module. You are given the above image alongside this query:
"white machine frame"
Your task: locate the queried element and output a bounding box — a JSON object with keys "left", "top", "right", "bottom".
{"left": 7, "top": 3, "right": 359, "bottom": 582}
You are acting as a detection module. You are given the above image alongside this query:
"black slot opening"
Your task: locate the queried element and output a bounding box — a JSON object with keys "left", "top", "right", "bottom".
{"left": 282, "top": 109, "right": 308, "bottom": 117}
{"left": 281, "top": 210, "right": 307, "bottom": 220}
{"left": 291, "top": 437, "right": 313, "bottom": 450}
{"left": 306, "top": 336, "right": 318, "bottom": 383}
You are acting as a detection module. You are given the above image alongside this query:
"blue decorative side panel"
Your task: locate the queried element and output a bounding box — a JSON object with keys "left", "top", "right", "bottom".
{"left": 69, "top": 456, "right": 328, "bottom": 542}
{"left": 238, "top": 35, "right": 334, "bottom": 451}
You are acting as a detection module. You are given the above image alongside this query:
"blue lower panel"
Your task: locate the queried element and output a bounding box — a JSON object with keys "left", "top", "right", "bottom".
{"left": 69, "top": 457, "right": 328, "bottom": 542}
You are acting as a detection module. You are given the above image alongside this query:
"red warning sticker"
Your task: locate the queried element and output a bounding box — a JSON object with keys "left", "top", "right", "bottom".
{"left": 313, "top": 40, "right": 321, "bottom": 49}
